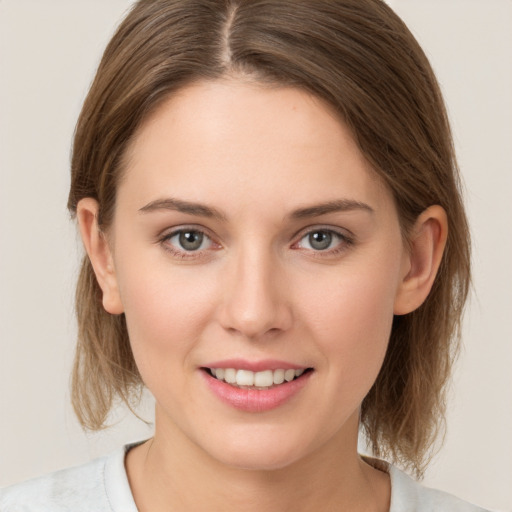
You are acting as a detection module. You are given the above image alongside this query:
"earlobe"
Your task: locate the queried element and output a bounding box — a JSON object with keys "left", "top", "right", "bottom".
{"left": 76, "top": 198, "right": 124, "bottom": 315}
{"left": 393, "top": 205, "right": 448, "bottom": 315}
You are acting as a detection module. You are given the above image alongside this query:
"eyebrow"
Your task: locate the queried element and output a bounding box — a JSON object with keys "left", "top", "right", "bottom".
{"left": 138, "top": 197, "right": 374, "bottom": 221}
{"left": 289, "top": 199, "right": 374, "bottom": 219}
{"left": 138, "top": 198, "right": 227, "bottom": 221}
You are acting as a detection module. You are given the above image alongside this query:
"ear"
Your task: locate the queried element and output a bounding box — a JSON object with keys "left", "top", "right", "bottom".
{"left": 394, "top": 205, "right": 448, "bottom": 315}
{"left": 76, "top": 198, "right": 124, "bottom": 315}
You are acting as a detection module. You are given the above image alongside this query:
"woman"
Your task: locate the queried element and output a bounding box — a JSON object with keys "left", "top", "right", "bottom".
{"left": 0, "top": 1, "right": 491, "bottom": 510}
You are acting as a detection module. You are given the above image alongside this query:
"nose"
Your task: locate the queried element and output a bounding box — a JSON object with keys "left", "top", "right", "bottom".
{"left": 217, "top": 246, "right": 293, "bottom": 340}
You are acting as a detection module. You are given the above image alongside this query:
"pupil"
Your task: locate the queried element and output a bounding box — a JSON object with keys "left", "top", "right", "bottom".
{"left": 179, "top": 231, "right": 203, "bottom": 251}
{"left": 309, "top": 231, "right": 332, "bottom": 250}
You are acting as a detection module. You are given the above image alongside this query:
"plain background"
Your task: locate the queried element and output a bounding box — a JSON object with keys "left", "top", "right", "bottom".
{"left": 0, "top": 1, "right": 511, "bottom": 510}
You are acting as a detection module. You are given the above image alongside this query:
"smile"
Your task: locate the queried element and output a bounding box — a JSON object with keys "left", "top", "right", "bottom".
{"left": 208, "top": 368, "right": 309, "bottom": 389}
{"left": 201, "top": 366, "right": 313, "bottom": 412}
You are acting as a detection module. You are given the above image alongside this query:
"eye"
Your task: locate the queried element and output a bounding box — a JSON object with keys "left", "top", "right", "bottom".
{"left": 164, "top": 229, "right": 215, "bottom": 252}
{"left": 295, "top": 229, "right": 351, "bottom": 252}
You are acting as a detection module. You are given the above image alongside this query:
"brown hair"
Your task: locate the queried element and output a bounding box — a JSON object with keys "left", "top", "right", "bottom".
{"left": 68, "top": 0, "right": 470, "bottom": 477}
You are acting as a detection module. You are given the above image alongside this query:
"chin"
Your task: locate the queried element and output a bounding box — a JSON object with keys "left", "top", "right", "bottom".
{"left": 201, "top": 431, "right": 312, "bottom": 472}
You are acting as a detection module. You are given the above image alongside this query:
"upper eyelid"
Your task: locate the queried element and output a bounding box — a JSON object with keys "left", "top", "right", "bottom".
{"left": 291, "top": 228, "right": 355, "bottom": 256}
{"left": 158, "top": 226, "right": 219, "bottom": 253}
{"left": 291, "top": 225, "right": 354, "bottom": 242}
{"left": 159, "top": 225, "right": 215, "bottom": 240}
{"left": 158, "top": 227, "right": 219, "bottom": 259}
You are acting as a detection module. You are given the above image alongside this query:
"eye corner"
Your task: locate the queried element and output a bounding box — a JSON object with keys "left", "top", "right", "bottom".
{"left": 158, "top": 226, "right": 222, "bottom": 261}
{"left": 291, "top": 227, "right": 355, "bottom": 256}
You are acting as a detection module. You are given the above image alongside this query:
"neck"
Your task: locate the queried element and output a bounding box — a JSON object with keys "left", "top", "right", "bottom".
{"left": 125, "top": 408, "right": 390, "bottom": 512}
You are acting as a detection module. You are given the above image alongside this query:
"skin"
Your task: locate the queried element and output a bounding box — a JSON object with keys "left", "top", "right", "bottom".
{"left": 78, "top": 80, "right": 447, "bottom": 512}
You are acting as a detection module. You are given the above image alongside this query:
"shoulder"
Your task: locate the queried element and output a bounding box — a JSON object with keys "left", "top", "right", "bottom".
{"left": 389, "top": 465, "right": 491, "bottom": 512}
{"left": 0, "top": 455, "right": 108, "bottom": 512}
{"left": 0, "top": 446, "right": 138, "bottom": 512}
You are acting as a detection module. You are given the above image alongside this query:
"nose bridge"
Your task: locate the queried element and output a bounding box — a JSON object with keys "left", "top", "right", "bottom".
{"left": 219, "top": 240, "right": 291, "bottom": 338}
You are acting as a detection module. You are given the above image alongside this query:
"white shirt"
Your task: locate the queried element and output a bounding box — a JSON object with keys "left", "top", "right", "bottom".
{"left": 0, "top": 444, "right": 490, "bottom": 511}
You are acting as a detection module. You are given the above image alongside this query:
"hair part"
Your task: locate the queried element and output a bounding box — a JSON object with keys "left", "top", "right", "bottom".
{"left": 68, "top": 0, "right": 470, "bottom": 477}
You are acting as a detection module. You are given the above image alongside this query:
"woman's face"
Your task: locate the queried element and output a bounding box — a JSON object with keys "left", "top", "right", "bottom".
{"left": 105, "top": 80, "right": 410, "bottom": 469}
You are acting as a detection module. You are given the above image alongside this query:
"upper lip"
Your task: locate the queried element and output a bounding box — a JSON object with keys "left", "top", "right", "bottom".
{"left": 202, "top": 359, "right": 310, "bottom": 372}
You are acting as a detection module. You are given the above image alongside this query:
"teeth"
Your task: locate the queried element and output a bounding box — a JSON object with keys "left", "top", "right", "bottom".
{"left": 224, "top": 368, "right": 236, "bottom": 384}
{"left": 284, "top": 369, "right": 295, "bottom": 382}
{"left": 273, "top": 369, "right": 285, "bottom": 385}
{"left": 254, "top": 370, "right": 273, "bottom": 387}
{"left": 236, "top": 369, "right": 254, "bottom": 386}
{"left": 209, "top": 367, "right": 308, "bottom": 388}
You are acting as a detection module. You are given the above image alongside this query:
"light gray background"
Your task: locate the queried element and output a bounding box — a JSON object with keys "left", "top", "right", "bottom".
{"left": 0, "top": 1, "right": 511, "bottom": 510}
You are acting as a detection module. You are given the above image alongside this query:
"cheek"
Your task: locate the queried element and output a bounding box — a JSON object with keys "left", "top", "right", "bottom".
{"left": 115, "top": 262, "right": 218, "bottom": 375}
{"left": 300, "top": 262, "right": 400, "bottom": 383}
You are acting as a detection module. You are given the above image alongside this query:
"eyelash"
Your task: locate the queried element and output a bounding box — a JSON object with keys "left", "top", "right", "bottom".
{"left": 159, "top": 227, "right": 219, "bottom": 260}
{"left": 158, "top": 226, "right": 354, "bottom": 260}
{"left": 292, "top": 228, "right": 354, "bottom": 257}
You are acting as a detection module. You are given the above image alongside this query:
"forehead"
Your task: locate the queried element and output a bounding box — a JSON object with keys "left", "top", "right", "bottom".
{"left": 119, "top": 80, "right": 394, "bottom": 217}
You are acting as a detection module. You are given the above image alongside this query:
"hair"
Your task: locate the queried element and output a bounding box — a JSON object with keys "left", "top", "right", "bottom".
{"left": 68, "top": 0, "right": 470, "bottom": 477}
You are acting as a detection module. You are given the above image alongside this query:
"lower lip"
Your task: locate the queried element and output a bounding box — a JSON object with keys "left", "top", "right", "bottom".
{"left": 201, "top": 370, "right": 312, "bottom": 413}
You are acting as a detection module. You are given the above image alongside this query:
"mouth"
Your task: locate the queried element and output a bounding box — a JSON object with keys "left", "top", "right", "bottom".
{"left": 203, "top": 367, "right": 314, "bottom": 390}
